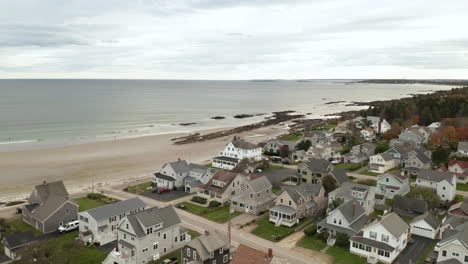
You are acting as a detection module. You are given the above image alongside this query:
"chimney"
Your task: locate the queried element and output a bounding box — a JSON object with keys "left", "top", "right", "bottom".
{"left": 178, "top": 157, "right": 181, "bottom": 162}
{"left": 352, "top": 202, "right": 356, "bottom": 217}
{"left": 267, "top": 248, "right": 273, "bottom": 259}
{"left": 204, "top": 230, "right": 210, "bottom": 236}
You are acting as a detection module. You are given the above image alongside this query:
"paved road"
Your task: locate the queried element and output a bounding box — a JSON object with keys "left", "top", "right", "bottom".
{"left": 394, "top": 235, "right": 433, "bottom": 264}
{"left": 100, "top": 187, "right": 330, "bottom": 264}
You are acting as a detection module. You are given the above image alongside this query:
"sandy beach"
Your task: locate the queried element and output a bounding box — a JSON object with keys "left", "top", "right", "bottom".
{"left": 0, "top": 124, "right": 288, "bottom": 202}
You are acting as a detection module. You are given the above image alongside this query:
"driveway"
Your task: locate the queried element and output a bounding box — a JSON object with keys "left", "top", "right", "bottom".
{"left": 140, "top": 189, "right": 189, "bottom": 202}
{"left": 96, "top": 240, "right": 117, "bottom": 253}
{"left": 394, "top": 235, "right": 433, "bottom": 264}
{"left": 257, "top": 168, "right": 296, "bottom": 186}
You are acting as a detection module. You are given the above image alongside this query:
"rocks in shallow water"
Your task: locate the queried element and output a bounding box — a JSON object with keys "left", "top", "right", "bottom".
{"left": 234, "top": 114, "right": 254, "bottom": 119}
{"left": 325, "top": 101, "right": 346, "bottom": 105}
{"left": 179, "top": 122, "right": 197, "bottom": 126}
{"left": 211, "top": 116, "right": 226, "bottom": 120}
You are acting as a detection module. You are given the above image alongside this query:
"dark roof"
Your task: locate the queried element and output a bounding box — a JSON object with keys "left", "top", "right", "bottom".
{"left": 350, "top": 233, "right": 395, "bottom": 252}
{"left": 338, "top": 199, "right": 366, "bottom": 224}
{"left": 437, "top": 259, "right": 463, "bottom": 264}
{"left": 119, "top": 239, "right": 135, "bottom": 249}
{"left": 213, "top": 156, "right": 239, "bottom": 163}
{"left": 198, "top": 170, "right": 240, "bottom": 194}
{"left": 366, "top": 212, "right": 409, "bottom": 238}
{"left": 29, "top": 180, "right": 69, "bottom": 204}
{"left": 2, "top": 230, "right": 37, "bottom": 249}
{"left": 279, "top": 183, "right": 323, "bottom": 204}
{"left": 85, "top": 198, "right": 146, "bottom": 221}
{"left": 303, "top": 158, "right": 331, "bottom": 174}
{"left": 331, "top": 169, "right": 348, "bottom": 184}
{"left": 185, "top": 230, "right": 229, "bottom": 261}
{"left": 154, "top": 172, "right": 176, "bottom": 182}
{"left": 124, "top": 206, "right": 181, "bottom": 238}
{"left": 393, "top": 196, "right": 427, "bottom": 214}
{"left": 165, "top": 160, "right": 190, "bottom": 175}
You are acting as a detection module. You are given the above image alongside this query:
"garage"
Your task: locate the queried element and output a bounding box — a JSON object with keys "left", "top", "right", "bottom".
{"left": 409, "top": 213, "right": 441, "bottom": 239}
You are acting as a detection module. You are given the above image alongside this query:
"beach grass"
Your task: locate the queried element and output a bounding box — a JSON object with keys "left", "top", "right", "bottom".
{"left": 296, "top": 236, "right": 327, "bottom": 251}
{"left": 126, "top": 181, "right": 154, "bottom": 194}
{"left": 177, "top": 202, "right": 240, "bottom": 223}
{"left": 326, "top": 246, "right": 366, "bottom": 264}
{"left": 75, "top": 197, "right": 109, "bottom": 212}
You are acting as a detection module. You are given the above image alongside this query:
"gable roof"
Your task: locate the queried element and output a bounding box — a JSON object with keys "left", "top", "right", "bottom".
{"left": 380, "top": 152, "right": 395, "bottom": 161}
{"left": 29, "top": 181, "right": 69, "bottom": 204}
{"left": 248, "top": 176, "right": 272, "bottom": 193}
{"left": 232, "top": 138, "right": 260, "bottom": 150}
{"left": 378, "top": 171, "right": 408, "bottom": 184}
{"left": 279, "top": 183, "right": 323, "bottom": 204}
{"left": 166, "top": 159, "right": 190, "bottom": 174}
{"left": 302, "top": 158, "right": 331, "bottom": 174}
{"left": 186, "top": 230, "right": 229, "bottom": 261}
{"left": 449, "top": 160, "right": 468, "bottom": 170}
{"left": 331, "top": 169, "right": 348, "bottom": 185}
{"left": 198, "top": 170, "right": 242, "bottom": 194}
{"left": 449, "top": 200, "right": 468, "bottom": 216}
{"left": 411, "top": 213, "right": 441, "bottom": 230}
{"left": 393, "top": 196, "right": 427, "bottom": 214}
{"left": 231, "top": 244, "right": 271, "bottom": 264}
{"left": 367, "top": 212, "right": 409, "bottom": 238}
{"left": 417, "top": 169, "right": 455, "bottom": 184}
{"left": 25, "top": 195, "right": 73, "bottom": 223}
{"left": 124, "top": 206, "right": 180, "bottom": 238}
{"left": 439, "top": 222, "right": 468, "bottom": 249}
{"left": 331, "top": 182, "right": 372, "bottom": 200}
{"left": 85, "top": 198, "right": 146, "bottom": 221}
{"left": 337, "top": 199, "right": 366, "bottom": 224}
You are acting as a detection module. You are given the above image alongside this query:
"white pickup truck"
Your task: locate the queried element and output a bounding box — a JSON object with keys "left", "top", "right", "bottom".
{"left": 58, "top": 220, "right": 79, "bottom": 233}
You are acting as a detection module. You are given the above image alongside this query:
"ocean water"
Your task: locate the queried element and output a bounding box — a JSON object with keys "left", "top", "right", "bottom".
{"left": 0, "top": 79, "right": 453, "bottom": 148}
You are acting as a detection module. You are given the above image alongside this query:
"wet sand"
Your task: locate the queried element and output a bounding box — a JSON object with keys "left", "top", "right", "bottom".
{"left": 0, "top": 124, "right": 288, "bottom": 202}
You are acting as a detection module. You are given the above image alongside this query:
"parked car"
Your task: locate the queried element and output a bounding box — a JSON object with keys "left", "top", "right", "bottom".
{"left": 424, "top": 257, "right": 435, "bottom": 264}
{"left": 158, "top": 188, "right": 171, "bottom": 194}
{"left": 281, "top": 158, "right": 291, "bottom": 165}
{"left": 270, "top": 156, "right": 282, "bottom": 163}
{"left": 58, "top": 220, "right": 79, "bottom": 233}
{"left": 162, "top": 257, "right": 178, "bottom": 264}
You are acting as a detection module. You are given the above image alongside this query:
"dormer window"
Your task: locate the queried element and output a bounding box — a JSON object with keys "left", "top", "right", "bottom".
{"left": 219, "top": 248, "right": 224, "bottom": 254}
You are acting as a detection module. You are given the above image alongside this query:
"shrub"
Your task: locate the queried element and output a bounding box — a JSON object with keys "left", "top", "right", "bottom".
{"left": 191, "top": 196, "right": 207, "bottom": 204}
{"left": 316, "top": 231, "right": 329, "bottom": 243}
{"left": 208, "top": 201, "right": 221, "bottom": 208}
{"left": 335, "top": 232, "right": 350, "bottom": 247}
{"left": 304, "top": 224, "right": 317, "bottom": 237}
{"left": 87, "top": 193, "right": 105, "bottom": 200}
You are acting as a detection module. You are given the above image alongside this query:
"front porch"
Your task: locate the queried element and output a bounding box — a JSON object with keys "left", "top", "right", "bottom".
{"left": 269, "top": 205, "right": 298, "bottom": 227}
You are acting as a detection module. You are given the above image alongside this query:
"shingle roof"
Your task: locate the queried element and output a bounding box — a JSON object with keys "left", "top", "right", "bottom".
{"left": 186, "top": 230, "right": 229, "bottom": 262}
{"left": 213, "top": 156, "right": 239, "bottom": 163}
{"left": 303, "top": 158, "right": 331, "bottom": 174}
{"left": 2, "top": 230, "right": 37, "bottom": 249}
{"left": 413, "top": 148, "right": 432, "bottom": 164}
{"left": 439, "top": 222, "right": 468, "bottom": 249}
{"left": 166, "top": 160, "right": 190, "bottom": 174}
{"left": 198, "top": 170, "right": 241, "bottom": 194}
{"left": 367, "top": 212, "right": 409, "bottom": 238}
{"left": 411, "top": 213, "right": 441, "bottom": 230}
{"left": 417, "top": 169, "right": 455, "bottom": 184}
{"left": 124, "top": 206, "right": 180, "bottom": 238}
{"left": 449, "top": 160, "right": 468, "bottom": 170}
{"left": 248, "top": 176, "right": 272, "bottom": 193}
{"left": 437, "top": 259, "right": 463, "bottom": 264}
{"left": 29, "top": 181, "right": 69, "bottom": 204}
{"left": 280, "top": 183, "right": 323, "bottom": 204}
{"left": 85, "top": 198, "right": 146, "bottom": 221}
{"left": 27, "top": 195, "right": 72, "bottom": 222}
{"left": 337, "top": 199, "right": 366, "bottom": 224}
{"left": 393, "top": 196, "right": 427, "bottom": 214}
{"left": 269, "top": 204, "right": 296, "bottom": 215}
{"left": 331, "top": 182, "right": 372, "bottom": 200}
{"left": 380, "top": 152, "right": 394, "bottom": 161}
{"left": 350, "top": 234, "right": 395, "bottom": 252}
{"left": 154, "top": 172, "right": 176, "bottom": 181}
{"left": 232, "top": 138, "right": 260, "bottom": 150}
{"left": 331, "top": 169, "right": 348, "bottom": 185}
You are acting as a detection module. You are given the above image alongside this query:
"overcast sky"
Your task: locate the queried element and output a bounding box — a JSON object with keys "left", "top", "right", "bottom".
{"left": 1, "top": 0, "right": 467, "bottom": 79}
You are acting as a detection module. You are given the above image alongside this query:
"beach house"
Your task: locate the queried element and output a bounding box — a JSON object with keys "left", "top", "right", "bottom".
{"left": 416, "top": 169, "right": 457, "bottom": 201}
{"left": 103, "top": 206, "right": 188, "bottom": 264}
{"left": 328, "top": 182, "right": 376, "bottom": 215}
{"left": 435, "top": 222, "right": 468, "bottom": 264}
{"left": 350, "top": 213, "right": 409, "bottom": 264}
{"left": 230, "top": 176, "right": 276, "bottom": 215}
{"left": 22, "top": 180, "right": 78, "bottom": 234}
{"left": 269, "top": 183, "right": 326, "bottom": 227}
{"left": 212, "top": 136, "right": 262, "bottom": 170}
{"left": 79, "top": 198, "right": 147, "bottom": 245}
{"left": 376, "top": 171, "right": 410, "bottom": 199}
{"left": 153, "top": 159, "right": 215, "bottom": 190}
{"left": 296, "top": 158, "right": 332, "bottom": 184}
{"left": 181, "top": 230, "right": 232, "bottom": 264}
{"left": 369, "top": 153, "right": 396, "bottom": 174}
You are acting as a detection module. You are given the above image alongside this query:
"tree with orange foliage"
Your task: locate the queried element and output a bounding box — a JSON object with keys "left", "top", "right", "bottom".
{"left": 383, "top": 122, "right": 401, "bottom": 140}
{"left": 432, "top": 126, "right": 459, "bottom": 149}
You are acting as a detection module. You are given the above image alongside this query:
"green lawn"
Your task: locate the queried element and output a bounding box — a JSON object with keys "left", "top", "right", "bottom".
{"left": 272, "top": 187, "right": 281, "bottom": 194}
{"left": 416, "top": 239, "right": 437, "bottom": 264}
{"left": 126, "top": 181, "right": 154, "bottom": 194}
{"left": 296, "top": 236, "right": 327, "bottom": 251}
{"left": 251, "top": 215, "right": 313, "bottom": 242}
{"left": 3, "top": 219, "right": 42, "bottom": 236}
{"left": 324, "top": 123, "right": 338, "bottom": 130}
{"left": 75, "top": 197, "right": 109, "bottom": 212}
{"left": 334, "top": 163, "right": 356, "bottom": 169}
{"left": 372, "top": 209, "right": 384, "bottom": 218}
{"left": 279, "top": 131, "right": 302, "bottom": 141}
{"left": 360, "top": 171, "right": 380, "bottom": 177}
{"left": 177, "top": 202, "right": 241, "bottom": 223}
{"left": 187, "top": 229, "right": 201, "bottom": 239}
{"left": 356, "top": 179, "right": 376, "bottom": 186}
{"left": 400, "top": 215, "right": 414, "bottom": 224}
{"left": 457, "top": 184, "right": 468, "bottom": 191}
{"left": 326, "top": 246, "right": 366, "bottom": 264}
{"left": 266, "top": 165, "right": 284, "bottom": 171}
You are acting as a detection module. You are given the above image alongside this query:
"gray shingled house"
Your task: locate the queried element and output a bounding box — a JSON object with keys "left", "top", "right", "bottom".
{"left": 230, "top": 176, "right": 276, "bottom": 215}
{"left": 79, "top": 197, "right": 147, "bottom": 245}
{"left": 22, "top": 181, "right": 78, "bottom": 234}
{"left": 296, "top": 158, "right": 332, "bottom": 184}
{"left": 181, "top": 230, "right": 232, "bottom": 264}
{"left": 103, "top": 206, "right": 188, "bottom": 264}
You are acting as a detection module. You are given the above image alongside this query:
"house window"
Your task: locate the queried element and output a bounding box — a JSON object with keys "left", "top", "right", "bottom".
{"left": 370, "top": 231, "right": 377, "bottom": 239}
{"left": 193, "top": 251, "right": 197, "bottom": 259}
{"left": 453, "top": 252, "right": 460, "bottom": 257}
{"left": 164, "top": 233, "right": 167, "bottom": 239}
{"left": 153, "top": 243, "right": 158, "bottom": 250}
{"left": 210, "top": 251, "right": 214, "bottom": 258}
{"left": 280, "top": 199, "right": 283, "bottom": 203}
{"left": 219, "top": 248, "right": 224, "bottom": 254}
{"left": 442, "top": 250, "right": 447, "bottom": 257}
{"left": 339, "top": 219, "right": 342, "bottom": 225}
{"left": 187, "top": 248, "right": 191, "bottom": 257}
{"left": 289, "top": 201, "right": 292, "bottom": 206}
{"left": 381, "top": 234, "right": 389, "bottom": 243}
{"left": 223, "top": 255, "right": 229, "bottom": 263}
